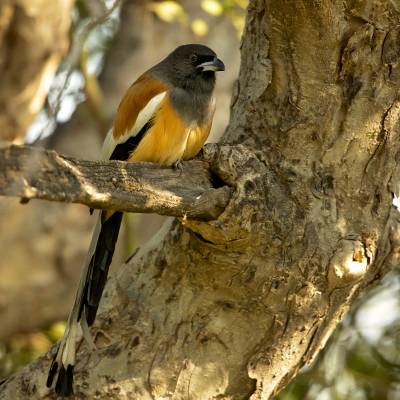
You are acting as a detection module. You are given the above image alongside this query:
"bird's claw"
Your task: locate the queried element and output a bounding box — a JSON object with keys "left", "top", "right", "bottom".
{"left": 173, "top": 160, "right": 183, "bottom": 174}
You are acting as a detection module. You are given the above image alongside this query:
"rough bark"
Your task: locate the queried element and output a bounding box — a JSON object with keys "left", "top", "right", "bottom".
{"left": 0, "top": 0, "right": 74, "bottom": 142}
{"left": 2, "top": 1, "right": 400, "bottom": 399}
{"left": 0, "top": 145, "right": 231, "bottom": 220}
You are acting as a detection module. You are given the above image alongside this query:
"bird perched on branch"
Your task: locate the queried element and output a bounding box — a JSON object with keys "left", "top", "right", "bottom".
{"left": 46, "top": 44, "right": 224, "bottom": 397}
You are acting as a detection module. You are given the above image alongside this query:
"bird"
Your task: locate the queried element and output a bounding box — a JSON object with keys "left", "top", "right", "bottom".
{"left": 46, "top": 44, "right": 225, "bottom": 397}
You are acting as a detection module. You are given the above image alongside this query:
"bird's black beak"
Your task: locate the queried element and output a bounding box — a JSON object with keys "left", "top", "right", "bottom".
{"left": 198, "top": 57, "right": 225, "bottom": 72}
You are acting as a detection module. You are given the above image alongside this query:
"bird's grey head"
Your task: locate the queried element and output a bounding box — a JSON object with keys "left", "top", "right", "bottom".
{"left": 153, "top": 44, "right": 225, "bottom": 93}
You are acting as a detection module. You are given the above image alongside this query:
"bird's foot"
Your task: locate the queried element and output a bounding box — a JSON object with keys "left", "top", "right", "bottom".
{"left": 173, "top": 159, "right": 183, "bottom": 174}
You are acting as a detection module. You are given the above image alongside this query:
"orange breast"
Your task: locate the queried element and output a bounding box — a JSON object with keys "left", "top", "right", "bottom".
{"left": 183, "top": 97, "right": 215, "bottom": 160}
{"left": 183, "top": 118, "right": 213, "bottom": 161}
{"left": 128, "top": 95, "right": 212, "bottom": 165}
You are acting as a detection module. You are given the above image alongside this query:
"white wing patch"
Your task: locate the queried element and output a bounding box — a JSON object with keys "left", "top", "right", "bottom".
{"left": 101, "top": 91, "right": 166, "bottom": 160}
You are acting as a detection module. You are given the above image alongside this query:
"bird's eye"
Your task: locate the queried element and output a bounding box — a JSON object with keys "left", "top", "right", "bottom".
{"left": 190, "top": 54, "right": 198, "bottom": 64}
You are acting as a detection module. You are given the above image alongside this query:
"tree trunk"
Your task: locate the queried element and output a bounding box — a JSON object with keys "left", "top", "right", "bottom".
{"left": 2, "top": 1, "right": 400, "bottom": 399}
{"left": 0, "top": 0, "right": 74, "bottom": 142}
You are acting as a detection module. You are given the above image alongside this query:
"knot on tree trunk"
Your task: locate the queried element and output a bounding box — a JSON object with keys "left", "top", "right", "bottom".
{"left": 184, "top": 143, "right": 289, "bottom": 249}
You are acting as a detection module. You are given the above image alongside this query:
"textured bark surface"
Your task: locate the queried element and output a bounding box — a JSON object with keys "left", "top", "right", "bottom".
{"left": 2, "top": 1, "right": 400, "bottom": 399}
{"left": 0, "top": 0, "right": 74, "bottom": 142}
{"left": 0, "top": 145, "right": 231, "bottom": 220}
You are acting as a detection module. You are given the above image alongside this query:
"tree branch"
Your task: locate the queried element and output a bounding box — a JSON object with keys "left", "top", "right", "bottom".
{"left": 0, "top": 145, "right": 231, "bottom": 220}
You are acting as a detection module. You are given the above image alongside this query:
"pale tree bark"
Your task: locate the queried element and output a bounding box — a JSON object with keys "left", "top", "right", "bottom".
{"left": 2, "top": 1, "right": 400, "bottom": 399}
{"left": 0, "top": 0, "right": 74, "bottom": 142}
{"left": 0, "top": 145, "right": 230, "bottom": 220}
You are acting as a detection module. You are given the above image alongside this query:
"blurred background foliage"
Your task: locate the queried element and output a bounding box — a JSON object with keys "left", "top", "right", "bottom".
{"left": 1, "top": 1, "right": 400, "bottom": 399}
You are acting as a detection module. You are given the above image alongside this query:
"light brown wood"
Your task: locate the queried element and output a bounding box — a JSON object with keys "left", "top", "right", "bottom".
{"left": 0, "top": 145, "right": 231, "bottom": 220}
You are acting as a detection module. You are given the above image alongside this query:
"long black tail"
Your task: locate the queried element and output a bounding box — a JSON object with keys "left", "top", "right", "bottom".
{"left": 46, "top": 211, "right": 123, "bottom": 397}
{"left": 80, "top": 211, "right": 123, "bottom": 325}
